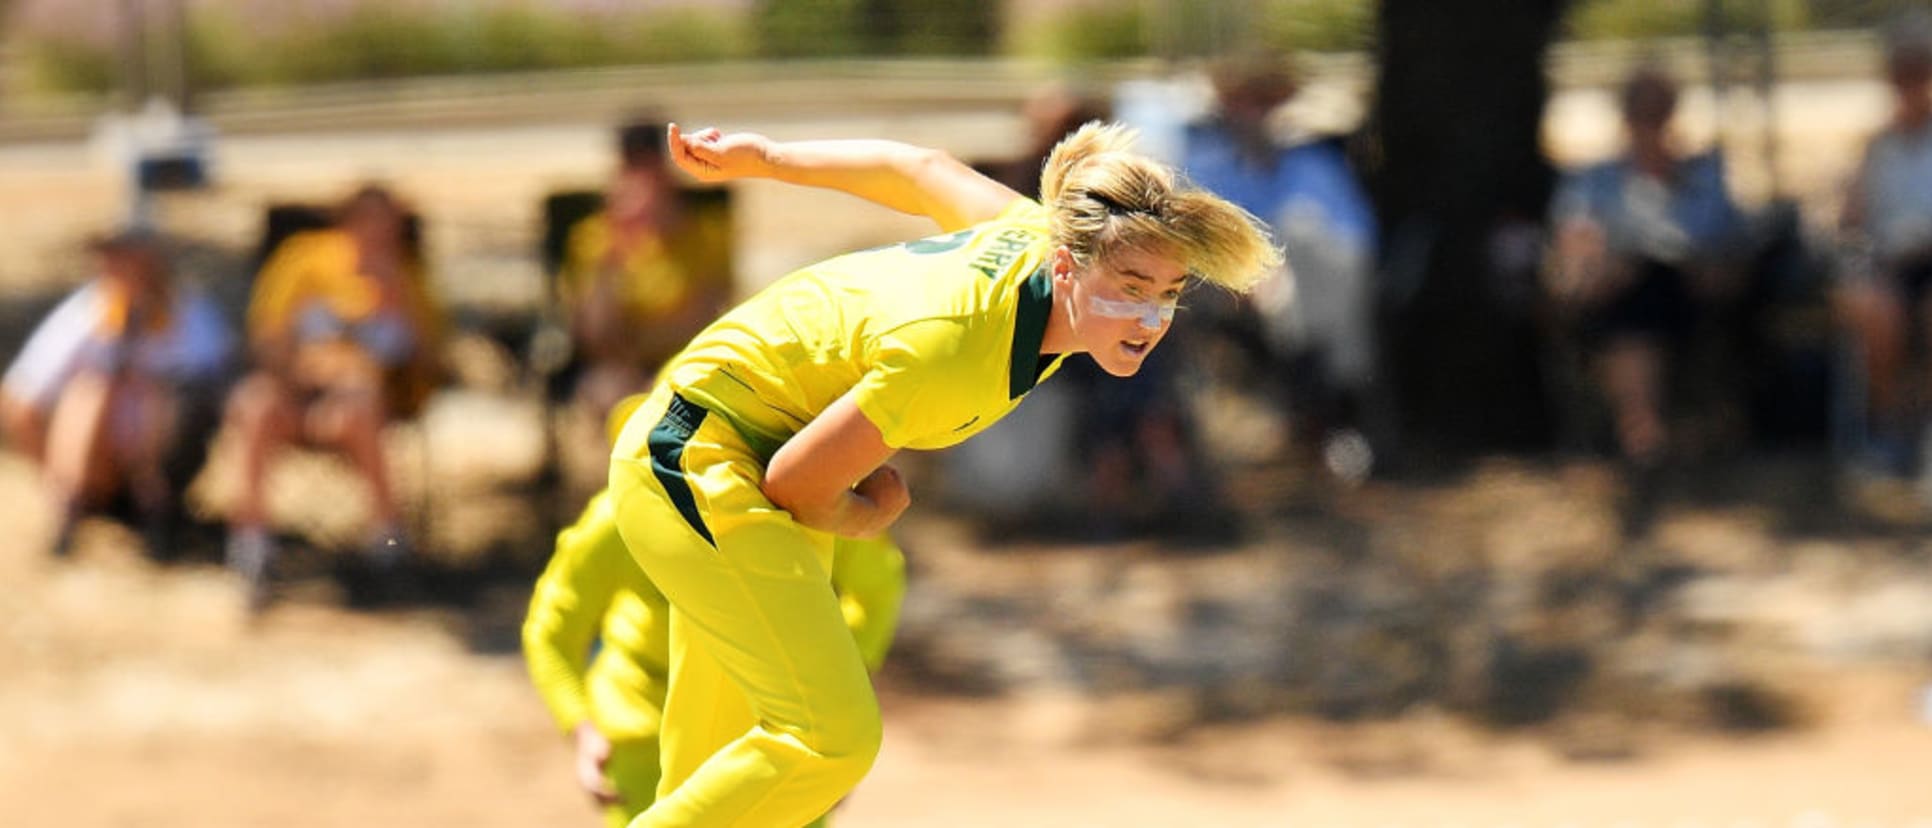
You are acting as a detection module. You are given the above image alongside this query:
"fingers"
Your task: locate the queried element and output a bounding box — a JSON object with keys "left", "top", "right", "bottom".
{"left": 590, "top": 783, "right": 622, "bottom": 807}
{"left": 666, "top": 122, "right": 718, "bottom": 177}
{"left": 577, "top": 763, "right": 621, "bottom": 805}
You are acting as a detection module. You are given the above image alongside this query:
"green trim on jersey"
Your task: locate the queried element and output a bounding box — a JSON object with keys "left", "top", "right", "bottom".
{"left": 1008, "top": 265, "right": 1056, "bottom": 400}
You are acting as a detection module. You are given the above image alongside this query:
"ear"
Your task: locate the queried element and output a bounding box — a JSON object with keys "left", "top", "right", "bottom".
{"left": 1051, "top": 246, "right": 1077, "bottom": 284}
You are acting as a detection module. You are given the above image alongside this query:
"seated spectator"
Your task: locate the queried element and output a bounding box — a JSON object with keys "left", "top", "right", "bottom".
{"left": 1546, "top": 64, "right": 1746, "bottom": 475}
{"left": 557, "top": 119, "right": 732, "bottom": 421}
{"left": 222, "top": 185, "right": 442, "bottom": 605}
{"left": 1182, "top": 51, "right": 1380, "bottom": 478}
{"left": 1835, "top": 12, "right": 1932, "bottom": 476}
{"left": 0, "top": 228, "right": 233, "bottom": 558}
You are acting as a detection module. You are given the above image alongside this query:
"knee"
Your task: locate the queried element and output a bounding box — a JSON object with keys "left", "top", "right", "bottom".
{"left": 0, "top": 393, "right": 46, "bottom": 459}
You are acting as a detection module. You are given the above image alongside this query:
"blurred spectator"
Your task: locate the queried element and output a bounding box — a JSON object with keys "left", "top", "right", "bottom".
{"left": 1835, "top": 11, "right": 1932, "bottom": 476}
{"left": 222, "top": 184, "right": 442, "bottom": 606}
{"left": 1181, "top": 51, "right": 1380, "bottom": 479}
{"left": 1546, "top": 63, "right": 1747, "bottom": 476}
{"left": 557, "top": 119, "right": 733, "bottom": 421}
{"left": 0, "top": 228, "right": 233, "bottom": 558}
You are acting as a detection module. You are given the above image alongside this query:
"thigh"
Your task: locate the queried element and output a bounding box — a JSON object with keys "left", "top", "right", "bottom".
{"left": 608, "top": 391, "right": 876, "bottom": 748}
{"left": 653, "top": 607, "right": 754, "bottom": 799}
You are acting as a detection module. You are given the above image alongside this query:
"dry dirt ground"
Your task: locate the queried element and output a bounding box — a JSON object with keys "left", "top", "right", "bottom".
{"left": 6, "top": 76, "right": 1932, "bottom": 827}
{"left": 6, "top": 451, "right": 1932, "bottom": 828}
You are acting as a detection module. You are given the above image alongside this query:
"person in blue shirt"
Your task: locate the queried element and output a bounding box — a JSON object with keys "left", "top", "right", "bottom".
{"left": 1547, "top": 63, "right": 1747, "bottom": 473}
{"left": 1182, "top": 52, "right": 1380, "bottom": 475}
{"left": 1837, "top": 12, "right": 1932, "bottom": 475}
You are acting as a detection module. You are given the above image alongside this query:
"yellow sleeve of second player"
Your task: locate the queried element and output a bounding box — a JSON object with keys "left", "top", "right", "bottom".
{"left": 521, "top": 490, "right": 629, "bottom": 733}
{"left": 831, "top": 534, "right": 908, "bottom": 673}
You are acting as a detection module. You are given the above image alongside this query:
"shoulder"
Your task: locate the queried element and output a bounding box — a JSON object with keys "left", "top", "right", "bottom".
{"left": 264, "top": 229, "right": 351, "bottom": 272}
{"left": 568, "top": 210, "right": 611, "bottom": 242}
{"left": 871, "top": 317, "right": 972, "bottom": 365}
{"left": 288, "top": 228, "right": 352, "bottom": 254}
{"left": 1576, "top": 157, "right": 1627, "bottom": 182}
{"left": 24, "top": 282, "right": 102, "bottom": 345}
{"left": 1680, "top": 148, "right": 1726, "bottom": 177}
{"left": 986, "top": 196, "right": 1048, "bottom": 227}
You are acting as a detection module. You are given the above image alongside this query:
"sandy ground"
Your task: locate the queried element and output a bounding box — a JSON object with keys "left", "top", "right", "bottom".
{"left": 6, "top": 457, "right": 1932, "bottom": 827}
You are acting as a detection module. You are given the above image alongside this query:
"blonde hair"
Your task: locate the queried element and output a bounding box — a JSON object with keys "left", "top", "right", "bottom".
{"left": 1039, "top": 121, "right": 1282, "bottom": 293}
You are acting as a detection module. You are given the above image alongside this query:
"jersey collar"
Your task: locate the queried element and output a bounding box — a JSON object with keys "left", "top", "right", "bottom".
{"left": 1008, "top": 265, "right": 1055, "bottom": 399}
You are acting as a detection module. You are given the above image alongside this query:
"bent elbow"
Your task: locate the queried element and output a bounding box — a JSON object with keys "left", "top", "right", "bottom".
{"left": 760, "top": 471, "right": 807, "bottom": 517}
{"left": 901, "top": 146, "right": 954, "bottom": 177}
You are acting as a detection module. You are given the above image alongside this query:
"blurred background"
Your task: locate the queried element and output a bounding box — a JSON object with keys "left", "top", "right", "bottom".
{"left": 5, "top": 0, "right": 1932, "bottom": 825}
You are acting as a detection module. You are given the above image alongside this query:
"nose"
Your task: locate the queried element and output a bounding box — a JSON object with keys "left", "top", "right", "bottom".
{"left": 1136, "top": 306, "right": 1164, "bottom": 331}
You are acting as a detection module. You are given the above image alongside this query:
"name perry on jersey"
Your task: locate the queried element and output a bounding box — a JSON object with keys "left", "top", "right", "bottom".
{"left": 969, "top": 227, "right": 1042, "bottom": 279}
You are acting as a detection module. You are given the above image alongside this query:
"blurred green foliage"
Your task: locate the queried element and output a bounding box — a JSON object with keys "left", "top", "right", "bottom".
{"left": 757, "top": 0, "right": 996, "bottom": 58}
{"left": 1567, "top": 0, "right": 1811, "bottom": 40}
{"left": 3, "top": 0, "right": 1924, "bottom": 96}
{"left": 13, "top": 35, "right": 116, "bottom": 94}
{"left": 754, "top": 0, "right": 864, "bottom": 59}
{"left": 1806, "top": 0, "right": 1932, "bottom": 28}
{"left": 1008, "top": 3, "right": 1150, "bottom": 62}
{"left": 11, "top": 2, "right": 749, "bottom": 94}
{"left": 1009, "top": 0, "right": 1372, "bottom": 63}
{"left": 1257, "top": 0, "right": 1377, "bottom": 53}
{"left": 858, "top": 0, "right": 995, "bottom": 57}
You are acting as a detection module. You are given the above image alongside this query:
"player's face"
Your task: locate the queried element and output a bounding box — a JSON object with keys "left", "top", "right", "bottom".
{"left": 1065, "top": 246, "right": 1189, "bottom": 377}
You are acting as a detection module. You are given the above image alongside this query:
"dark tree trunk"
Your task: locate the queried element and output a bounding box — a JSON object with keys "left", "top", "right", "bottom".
{"left": 1365, "top": 0, "right": 1566, "bottom": 463}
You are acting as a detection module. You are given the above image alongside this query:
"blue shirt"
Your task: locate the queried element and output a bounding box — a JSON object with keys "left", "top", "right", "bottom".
{"left": 1181, "top": 120, "right": 1378, "bottom": 253}
{"left": 1551, "top": 151, "right": 1743, "bottom": 266}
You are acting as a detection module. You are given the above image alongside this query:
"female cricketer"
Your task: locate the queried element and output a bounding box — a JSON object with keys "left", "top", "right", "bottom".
{"left": 607, "top": 120, "right": 1281, "bottom": 826}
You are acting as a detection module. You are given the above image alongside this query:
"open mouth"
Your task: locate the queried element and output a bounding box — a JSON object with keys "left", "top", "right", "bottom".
{"left": 1120, "top": 339, "right": 1150, "bottom": 357}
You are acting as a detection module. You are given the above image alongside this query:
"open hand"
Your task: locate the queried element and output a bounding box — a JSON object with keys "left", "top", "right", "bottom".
{"left": 667, "top": 123, "right": 775, "bottom": 184}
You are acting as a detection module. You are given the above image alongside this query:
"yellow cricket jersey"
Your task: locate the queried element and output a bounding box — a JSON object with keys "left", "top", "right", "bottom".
{"left": 657, "top": 198, "right": 1064, "bottom": 455}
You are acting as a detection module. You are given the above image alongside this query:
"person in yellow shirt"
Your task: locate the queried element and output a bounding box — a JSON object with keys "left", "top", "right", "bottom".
{"left": 558, "top": 121, "right": 733, "bottom": 421}
{"left": 222, "top": 185, "right": 443, "bottom": 608}
{"left": 523, "top": 397, "right": 904, "bottom": 828}
{"left": 607, "top": 121, "right": 1279, "bottom": 827}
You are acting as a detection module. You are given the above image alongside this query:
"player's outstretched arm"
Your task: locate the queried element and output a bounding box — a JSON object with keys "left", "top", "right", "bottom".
{"left": 668, "top": 122, "right": 1024, "bottom": 232}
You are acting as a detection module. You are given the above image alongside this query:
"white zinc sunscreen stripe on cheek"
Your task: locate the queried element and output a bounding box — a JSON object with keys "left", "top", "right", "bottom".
{"left": 1088, "top": 294, "right": 1176, "bottom": 328}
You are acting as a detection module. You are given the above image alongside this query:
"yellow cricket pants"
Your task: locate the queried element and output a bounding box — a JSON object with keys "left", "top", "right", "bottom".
{"left": 609, "top": 388, "right": 881, "bottom": 828}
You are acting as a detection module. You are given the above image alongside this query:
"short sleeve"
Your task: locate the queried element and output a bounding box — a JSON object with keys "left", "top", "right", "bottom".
{"left": 849, "top": 318, "right": 970, "bottom": 449}
{"left": 2, "top": 285, "right": 100, "bottom": 410}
